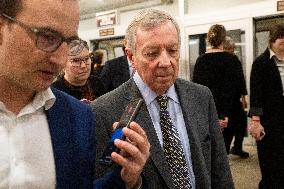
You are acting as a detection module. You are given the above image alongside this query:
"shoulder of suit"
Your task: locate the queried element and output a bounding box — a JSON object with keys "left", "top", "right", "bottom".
{"left": 254, "top": 48, "right": 270, "bottom": 64}
{"left": 105, "top": 55, "right": 127, "bottom": 65}
{"left": 176, "top": 78, "right": 211, "bottom": 93}
{"left": 92, "top": 79, "right": 133, "bottom": 107}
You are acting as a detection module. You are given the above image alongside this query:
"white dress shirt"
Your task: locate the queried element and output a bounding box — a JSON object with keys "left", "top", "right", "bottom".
{"left": 270, "top": 49, "right": 284, "bottom": 95}
{"left": 133, "top": 72, "right": 196, "bottom": 188}
{"left": 0, "top": 88, "right": 56, "bottom": 189}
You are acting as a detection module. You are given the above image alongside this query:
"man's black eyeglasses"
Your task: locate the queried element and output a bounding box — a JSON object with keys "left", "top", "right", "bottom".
{"left": 1, "top": 13, "right": 84, "bottom": 55}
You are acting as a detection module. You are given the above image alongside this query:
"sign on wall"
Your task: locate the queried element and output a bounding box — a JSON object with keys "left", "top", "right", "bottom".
{"left": 99, "top": 28, "right": 115, "bottom": 37}
{"left": 96, "top": 10, "right": 117, "bottom": 28}
{"left": 277, "top": 0, "right": 284, "bottom": 11}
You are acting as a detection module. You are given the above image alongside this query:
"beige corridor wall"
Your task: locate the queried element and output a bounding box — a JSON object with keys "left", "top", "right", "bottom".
{"left": 186, "top": 0, "right": 267, "bottom": 15}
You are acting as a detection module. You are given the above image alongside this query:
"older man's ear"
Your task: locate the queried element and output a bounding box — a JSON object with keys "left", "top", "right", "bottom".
{"left": 125, "top": 48, "right": 135, "bottom": 66}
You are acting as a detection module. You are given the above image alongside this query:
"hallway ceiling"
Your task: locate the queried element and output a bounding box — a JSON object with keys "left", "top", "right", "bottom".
{"left": 79, "top": 0, "right": 154, "bottom": 15}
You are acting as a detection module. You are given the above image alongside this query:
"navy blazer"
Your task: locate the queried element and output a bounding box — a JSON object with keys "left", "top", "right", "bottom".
{"left": 47, "top": 88, "right": 126, "bottom": 189}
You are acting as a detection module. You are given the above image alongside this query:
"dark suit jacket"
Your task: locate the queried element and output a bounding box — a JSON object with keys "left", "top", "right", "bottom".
{"left": 100, "top": 55, "right": 130, "bottom": 92}
{"left": 91, "top": 79, "right": 234, "bottom": 189}
{"left": 249, "top": 49, "right": 284, "bottom": 188}
{"left": 193, "top": 52, "right": 246, "bottom": 119}
{"left": 47, "top": 88, "right": 128, "bottom": 189}
{"left": 250, "top": 48, "right": 284, "bottom": 128}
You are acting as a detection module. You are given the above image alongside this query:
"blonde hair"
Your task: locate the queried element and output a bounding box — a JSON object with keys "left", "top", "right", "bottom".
{"left": 207, "top": 24, "right": 226, "bottom": 48}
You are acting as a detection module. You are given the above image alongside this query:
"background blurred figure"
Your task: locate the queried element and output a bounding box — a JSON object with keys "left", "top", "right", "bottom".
{"left": 90, "top": 49, "right": 104, "bottom": 77}
{"left": 52, "top": 40, "right": 105, "bottom": 103}
{"left": 100, "top": 45, "right": 134, "bottom": 93}
{"left": 193, "top": 24, "right": 247, "bottom": 156}
{"left": 223, "top": 36, "right": 249, "bottom": 158}
{"left": 249, "top": 24, "right": 284, "bottom": 188}
{"left": 223, "top": 36, "right": 236, "bottom": 54}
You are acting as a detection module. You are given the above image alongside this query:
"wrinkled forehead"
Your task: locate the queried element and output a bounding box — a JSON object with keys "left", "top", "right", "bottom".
{"left": 137, "top": 20, "right": 176, "bottom": 32}
{"left": 137, "top": 21, "right": 180, "bottom": 46}
{"left": 137, "top": 22, "right": 179, "bottom": 41}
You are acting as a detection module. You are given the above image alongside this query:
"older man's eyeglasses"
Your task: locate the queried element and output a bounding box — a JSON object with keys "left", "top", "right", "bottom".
{"left": 1, "top": 13, "right": 84, "bottom": 55}
{"left": 70, "top": 56, "right": 91, "bottom": 67}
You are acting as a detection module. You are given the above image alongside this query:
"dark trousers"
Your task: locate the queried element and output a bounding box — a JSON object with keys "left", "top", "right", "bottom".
{"left": 257, "top": 106, "right": 284, "bottom": 189}
{"left": 257, "top": 127, "right": 284, "bottom": 189}
{"left": 223, "top": 109, "right": 247, "bottom": 154}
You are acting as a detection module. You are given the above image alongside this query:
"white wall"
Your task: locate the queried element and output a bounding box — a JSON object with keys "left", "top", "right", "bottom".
{"left": 183, "top": 0, "right": 279, "bottom": 27}
{"left": 78, "top": 1, "right": 179, "bottom": 42}
{"left": 78, "top": 0, "right": 283, "bottom": 80}
{"left": 187, "top": 0, "right": 266, "bottom": 15}
{"left": 179, "top": 0, "right": 281, "bottom": 78}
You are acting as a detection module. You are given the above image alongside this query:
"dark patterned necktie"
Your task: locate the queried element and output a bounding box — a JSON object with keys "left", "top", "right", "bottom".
{"left": 157, "top": 95, "right": 192, "bottom": 189}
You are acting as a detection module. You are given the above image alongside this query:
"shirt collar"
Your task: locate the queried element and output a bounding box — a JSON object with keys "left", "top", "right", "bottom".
{"left": 19, "top": 88, "right": 56, "bottom": 116}
{"left": 0, "top": 88, "right": 56, "bottom": 115}
{"left": 32, "top": 88, "right": 56, "bottom": 111}
{"left": 127, "top": 56, "right": 132, "bottom": 67}
{"left": 269, "top": 48, "right": 284, "bottom": 61}
{"left": 133, "top": 72, "right": 179, "bottom": 105}
{"left": 270, "top": 48, "right": 276, "bottom": 59}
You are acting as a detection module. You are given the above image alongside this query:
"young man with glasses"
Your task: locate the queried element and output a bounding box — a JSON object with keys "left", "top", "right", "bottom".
{"left": 52, "top": 40, "right": 106, "bottom": 103}
{"left": 0, "top": 0, "right": 150, "bottom": 189}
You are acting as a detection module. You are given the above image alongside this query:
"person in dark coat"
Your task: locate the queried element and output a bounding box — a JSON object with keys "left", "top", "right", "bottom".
{"left": 249, "top": 24, "right": 284, "bottom": 188}
{"left": 223, "top": 36, "right": 249, "bottom": 158}
{"left": 100, "top": 47, "right": 134, "bottom": 92}
{"left": 193, "top": 24, "right": 247, "bottom": 156}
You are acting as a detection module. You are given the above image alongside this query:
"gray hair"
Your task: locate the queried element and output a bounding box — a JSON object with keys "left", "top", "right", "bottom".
{"left": 223, "top": 36, "right": 235, "bottom": 52}
{"left": 125, "top": 9, "right": 180, "bottom": 54}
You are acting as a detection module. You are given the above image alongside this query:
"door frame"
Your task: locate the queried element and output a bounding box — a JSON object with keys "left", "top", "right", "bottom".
{"left": 181, "top": 18, "right": 254, "bottom": 86}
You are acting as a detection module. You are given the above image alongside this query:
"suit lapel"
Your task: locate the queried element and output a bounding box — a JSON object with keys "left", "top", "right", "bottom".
{"left": 137, "top": 103, "right": 174, "bottom": 188}
{"left": 124, "top": 81, "right": 174, "bottom": 188}
{"left": 46, "top": 91, "right": 76, "bottom": 187}
{"left": 175, "top": 80, "right": 208, "bottom": 187}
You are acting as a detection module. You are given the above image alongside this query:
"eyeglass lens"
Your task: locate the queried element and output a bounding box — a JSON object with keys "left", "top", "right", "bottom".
{"left": 70, "top": 56, "right": 90, "bottom": 67}
{"left": 36, "top": 31, "right": 84, "bottom": 55}
{"left": 36, "top": 31, "right": 62, "bottom": 52}
{"left": 2, "top": 13, "right": 84, "bottom": 55}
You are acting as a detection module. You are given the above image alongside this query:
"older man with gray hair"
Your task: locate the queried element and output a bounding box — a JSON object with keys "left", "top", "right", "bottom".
{"left": 92, "top": 9, "right": 234, "bottom": 189}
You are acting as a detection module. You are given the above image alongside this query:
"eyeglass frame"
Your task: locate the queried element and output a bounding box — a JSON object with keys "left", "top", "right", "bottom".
{"left": 1, "top": 13, "right": 84, "bottom": 55}
{"left": 69, "top": 55, "right": 91, "bottom": 68}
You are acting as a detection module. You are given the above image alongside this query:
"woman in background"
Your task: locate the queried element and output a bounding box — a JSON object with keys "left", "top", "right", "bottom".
{"left": 52, "top": 40, "right": 105, "bottom": 103}
{"left": 193, "top": 24, "right": 247, "bottom": 155}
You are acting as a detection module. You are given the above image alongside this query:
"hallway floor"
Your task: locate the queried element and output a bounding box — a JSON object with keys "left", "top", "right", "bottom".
{"left": 229, "top": 144, "right": 261, "bottom": 189}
